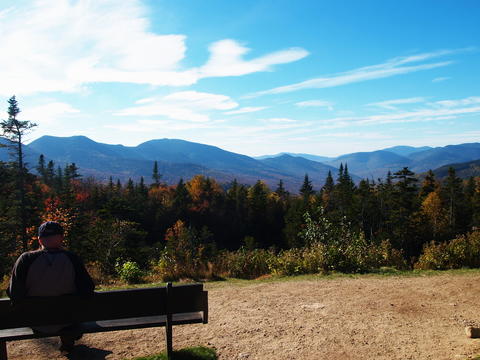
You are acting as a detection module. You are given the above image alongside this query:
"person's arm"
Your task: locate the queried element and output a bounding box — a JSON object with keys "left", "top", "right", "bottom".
{"left": 7, "top": 253, "right": 32, "bottom": 302}
{"left": 66, "top": 252, "right": 95, "bottom": 297}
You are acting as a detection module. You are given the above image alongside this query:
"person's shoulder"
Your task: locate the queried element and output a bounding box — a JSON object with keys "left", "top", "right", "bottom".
{"left": 14, "top": 249, "right": 44, "bottom": 266}
{"left": 18, "top": 249, "right": 43, "bottom": 260}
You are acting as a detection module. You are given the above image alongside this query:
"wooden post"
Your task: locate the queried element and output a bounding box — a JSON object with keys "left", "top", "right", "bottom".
{"left": 165, "top": 282, "right": 173, "bottom": 359}
{"left": 0, "top": 341, "right": 7, "bottom": 360}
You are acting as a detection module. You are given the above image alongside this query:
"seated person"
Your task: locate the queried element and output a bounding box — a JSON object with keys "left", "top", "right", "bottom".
{"left": 7, "top": 221, "right": 94, "bottom": 352}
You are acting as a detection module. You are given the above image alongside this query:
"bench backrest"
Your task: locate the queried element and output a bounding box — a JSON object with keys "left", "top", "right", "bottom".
{"left": 0, "top": 283, "right": 207, "bottom": 330}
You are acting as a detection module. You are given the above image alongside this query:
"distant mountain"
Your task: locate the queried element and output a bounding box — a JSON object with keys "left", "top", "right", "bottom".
{"left": 432, "top": 159, "right": 480, "bottom": 179}
{"left": 255, "top": 152, "right": 333, "bottom": 163}
{"left": 5, "top": 135, "right": 479, "bottom": 190}
{"left": 25, "top": 136, "right": 334, "bottom": 192}
{"left": 408, "top": 143, "right": 480, "bottom": 173}
{"left": 259, "top": 154, "right": 352, "bottom": 190}
{"left": 0, "top": 136, "right": 41, "bottom": 166}
{"left": 325, "top": 150, "right": 413, "bottom": 180}
{"left": 381, "top": 145, "right": 432, "bottom": 157}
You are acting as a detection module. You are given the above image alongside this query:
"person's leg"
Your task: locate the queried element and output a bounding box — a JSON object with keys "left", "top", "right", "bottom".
{"left": 59, "top": 323, "right": 83, "bottom": 352}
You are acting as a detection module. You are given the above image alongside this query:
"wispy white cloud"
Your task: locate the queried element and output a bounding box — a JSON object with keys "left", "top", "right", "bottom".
{"left": 367, "top": 97, "right": 427, "bottom": 110}
{"left": 19, "top": 102, "right": 80, "bottom": 125}
{"left": 114, "top": 91, "right": 238, "bottom": 122}
{"left": 433, "top": 96, "right": 480, "bottom": 108}
{"left": 432, "top": 77, "right": 451, "bottom": 83}
{"left": 0, "top": 0, "right": 308, "bottom": 96}
{"left": 246, "top": 48, "right": 472, "bottom": 98}
{"left": 316, "top": 96, "right": 480, "bottom": 128}
{"left": 224, "top": 106, "right": 267, "bottom": 115}
{"left": 198, "top": 39, "right": 308, "bottom": 78}
{"left": 263, "top": 118, "right": 299, "bottom": 123}
{"left": 296, "top": 100, "right": 334, "bottom": 110}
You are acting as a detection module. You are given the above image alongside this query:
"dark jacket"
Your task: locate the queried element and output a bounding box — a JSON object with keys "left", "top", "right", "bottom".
{"left": 7, "top": 248, "right": 94, "bottom": 302}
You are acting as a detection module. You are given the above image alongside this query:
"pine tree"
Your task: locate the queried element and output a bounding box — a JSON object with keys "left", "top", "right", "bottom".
{"left": 1, "top": 96, "right": 37, "bottom": 251}
{"left": 441, "top": 167, "right": 467, "bottom": 233}
{"left": 420, "top": 170, "right": 437, "bottom": 198}
{"left": 36, "top": 154, "right": 46, "bottom": 181}
{"left": 152, "top": 161, "right": 161, "bottom": 187}
{"left": 299, "top": 174, "right": 314, "bottom": 202}
{"left": 275, "top": 179, "right": 289, "bottom": 200}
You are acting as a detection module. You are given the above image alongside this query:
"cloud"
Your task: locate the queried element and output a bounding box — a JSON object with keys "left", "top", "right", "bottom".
{"left": 432, "top": 77, "right": 451, "bottom": 83}
{"left": 198, "top": 39, "right": 308, "bottom": 78}
{"left": 246, "top": 48, "right": 472, "bottom": 97}
{"left": 296, "top": 100, "right": 334, "bottom": 110}
{"left": 19, "top": 102, "right": 80, "bottom": 125}
{"left": 316, "top": 96, "right": 480, "bottom": 128}
{"left": 0, "top": 0, "right": 308, "bottom": 96}
{"left": 264, "top": 118, "right": 298, "bottom": 123}
{"left": 224, "top": 107, "right": 267, "bottom": 115}
{"left": 367, "top": 97, "right": 427, "bottom": 110}
{"left": 114, "top": 91, "right": 238, "bottom": 122}
{"left": 434, "top": 96, "right": 480, "bottom": 108}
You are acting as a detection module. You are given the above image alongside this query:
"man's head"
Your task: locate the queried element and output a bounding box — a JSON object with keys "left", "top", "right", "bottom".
{"left": 38, "top": 221, "right": 64, "bottom": 249}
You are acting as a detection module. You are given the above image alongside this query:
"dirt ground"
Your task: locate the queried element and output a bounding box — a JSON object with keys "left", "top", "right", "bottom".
{"left": 7, "top": 273, "right": 480, "bottom": 360}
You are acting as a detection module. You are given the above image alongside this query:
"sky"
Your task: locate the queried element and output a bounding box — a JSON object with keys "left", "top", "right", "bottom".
{"left": 0, "top": 0, "right": 479, "bottom": 157}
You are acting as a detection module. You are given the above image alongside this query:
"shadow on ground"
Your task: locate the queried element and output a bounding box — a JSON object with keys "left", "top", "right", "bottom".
{"left": 31, "top": 338, "right": 112, "bottom": 359}
{"left": 66, "top": 344, "right": 112, "bottom": 359}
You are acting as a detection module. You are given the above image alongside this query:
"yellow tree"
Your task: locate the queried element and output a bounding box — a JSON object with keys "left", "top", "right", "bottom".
{"left": 421, "top": 191, "right": 448, "bottom": 240}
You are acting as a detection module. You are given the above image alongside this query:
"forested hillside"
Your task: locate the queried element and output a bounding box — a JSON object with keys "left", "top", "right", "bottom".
{"left": 1, "top": 152, "right": 479, "bottom": 282}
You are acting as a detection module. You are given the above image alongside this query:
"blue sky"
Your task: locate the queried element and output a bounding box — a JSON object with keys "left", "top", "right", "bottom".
{"left": 1, "top": 0, "right": 479, "bottom": 157}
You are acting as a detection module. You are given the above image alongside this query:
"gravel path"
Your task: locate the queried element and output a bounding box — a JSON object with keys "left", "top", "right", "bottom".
{"left": 7, "top": 273, "right": 480, "bottom": 360}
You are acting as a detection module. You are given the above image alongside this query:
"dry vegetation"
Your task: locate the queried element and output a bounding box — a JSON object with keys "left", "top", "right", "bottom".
{"left": 6, "top": 271, "right": 480, "bottom": 360}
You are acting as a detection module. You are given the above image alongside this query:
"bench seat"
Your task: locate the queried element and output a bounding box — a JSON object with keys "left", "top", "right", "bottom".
{"left": 0, "top": 283, "right": 208, "bottom": 360}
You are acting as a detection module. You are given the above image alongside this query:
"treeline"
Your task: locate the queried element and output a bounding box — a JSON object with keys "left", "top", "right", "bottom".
{"left": 1, "top": 152, "right": 480, "bottom": 282}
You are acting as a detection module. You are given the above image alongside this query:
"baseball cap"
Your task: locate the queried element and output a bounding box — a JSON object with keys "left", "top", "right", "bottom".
{"left": 38, "top": 221, "right": 64, "bottom": 238}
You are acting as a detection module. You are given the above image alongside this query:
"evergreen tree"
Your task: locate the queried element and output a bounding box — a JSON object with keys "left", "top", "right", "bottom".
{"left": 36, "top": 154, "right": 46, "bottom": 181}
{"left": 390, "top": 167, "right": 420, "bottom": 257}
{"left": 319, "top": 170, "right": 335, "bottom": 211}
{"left": 173, "top": 178, "right": 191, "bottom": 220}
{"left": 275, "top": 179, "right": 289, "bottom": 200}
{"left": 46, "top": 160, "right": 55, "bottom": 185}
{"left": 420, "top": 170, "right": 437, "bottom": 198}
{"left": 441, "top": 167, "right": 467, "bottom": 234}
{"left": 152, "top": 161, "right": 161, "bottom": 187}
{"left": 299, "top": 174, "right": 314, "bottom": 202}
{"left": 334, "top": 163, "right": 356, "bottom": 219}
{"left": 1, "top": 96, "right": 37, "bottom": 250}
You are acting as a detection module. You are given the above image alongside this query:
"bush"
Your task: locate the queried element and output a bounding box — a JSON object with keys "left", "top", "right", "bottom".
{"left": 415, "top": 231, "right": 480, "bottom": 270}
{"left": 116, "top": 261, "right": 143, "bottom": 284}
{"left": 214, "top": 248, "right": 273, "bottom": 279}
{"left": 298, "top": 209, "right": 406, "bottom": 273}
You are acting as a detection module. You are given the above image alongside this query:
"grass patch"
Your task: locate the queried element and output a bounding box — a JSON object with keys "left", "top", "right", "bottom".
{"left": 90, "top": 267, "right": 480, "bottom": 292}
{"left": 128, "top": 346, "right": 217, "bottom": 360}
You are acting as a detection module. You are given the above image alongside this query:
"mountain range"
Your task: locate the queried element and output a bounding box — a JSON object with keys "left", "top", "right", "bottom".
{"left": 1, "top": 136, "right": 479, "bottom": 192}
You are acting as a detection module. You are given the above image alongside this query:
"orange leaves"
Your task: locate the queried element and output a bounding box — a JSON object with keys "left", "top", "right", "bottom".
{"left": 40, "top": 197, "right": 75, "bottom": 243}
{"left": 186, "top": 175, "right": 223, "bottom": 212}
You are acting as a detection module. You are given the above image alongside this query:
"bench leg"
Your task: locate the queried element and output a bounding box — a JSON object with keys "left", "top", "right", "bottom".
{"left": 165, "top": 282, "right": 173, "bottom": 359}
{"left": 0, "top": 341, "right": 7, "bottom": 360}
{"left": 165, "top": 322, "right": 173, "bottom": 359}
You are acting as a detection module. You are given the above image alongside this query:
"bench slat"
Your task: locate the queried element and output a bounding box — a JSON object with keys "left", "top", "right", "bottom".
{"left": 0, "top": 284, "right": 207, "bottom": 329}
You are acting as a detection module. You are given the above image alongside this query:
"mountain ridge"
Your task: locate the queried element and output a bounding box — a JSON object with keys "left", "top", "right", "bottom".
{"left": 2, "top": 136, "right": 479, "bottom": 192}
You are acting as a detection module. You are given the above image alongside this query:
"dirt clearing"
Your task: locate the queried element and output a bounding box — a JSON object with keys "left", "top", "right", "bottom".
{"left": 7, "top": 273, "right": 480, "bottom": 359}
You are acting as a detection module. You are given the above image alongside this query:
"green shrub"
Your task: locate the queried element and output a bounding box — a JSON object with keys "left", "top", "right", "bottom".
{"left": 116, "top": 261, "right": 143, "bottom": 284}
{"left": 298, "top": 209, "right": 406, "bottom": 273}
{"left": 415, "top": 231, "right": 480, "bottom": 270}
{"left": 214, "top": 248, "right": 273, "bottom": 279}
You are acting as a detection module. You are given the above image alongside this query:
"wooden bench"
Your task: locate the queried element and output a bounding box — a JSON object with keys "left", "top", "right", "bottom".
{"left": 0, "top": 282, "right": 208, "bottom": 360}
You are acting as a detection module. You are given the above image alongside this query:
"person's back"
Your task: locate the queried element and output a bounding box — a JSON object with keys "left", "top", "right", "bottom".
{"left": 7, "top": 221, "right": 94, "bottom": 352}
